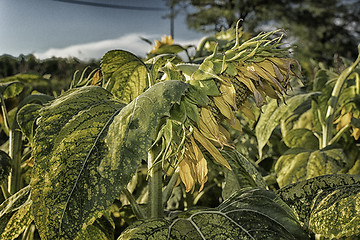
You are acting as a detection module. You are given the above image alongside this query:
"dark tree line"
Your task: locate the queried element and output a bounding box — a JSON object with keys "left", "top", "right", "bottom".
{"left": 168, "top": 0, "right": 360, "bottom": 64}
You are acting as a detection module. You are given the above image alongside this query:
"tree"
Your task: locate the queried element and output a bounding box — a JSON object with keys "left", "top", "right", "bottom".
{"left": 168, "top": 0, "right": 360, "bottom": 64}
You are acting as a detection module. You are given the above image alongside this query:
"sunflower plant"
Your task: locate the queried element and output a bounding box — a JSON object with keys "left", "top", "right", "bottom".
{"left": 3, "top": 22, "right": 345, "bottom": 239}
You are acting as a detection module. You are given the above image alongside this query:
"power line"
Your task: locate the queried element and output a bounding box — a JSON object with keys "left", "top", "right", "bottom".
{"left": 53, "top": 0, "right": 166, "bottom": 11}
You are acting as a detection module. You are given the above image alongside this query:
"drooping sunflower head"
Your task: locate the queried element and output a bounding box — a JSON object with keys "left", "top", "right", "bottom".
{"left": 155, "top": 24, "right": 301, "bottom": 192}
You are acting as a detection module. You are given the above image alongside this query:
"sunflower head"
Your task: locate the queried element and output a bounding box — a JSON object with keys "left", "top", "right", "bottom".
{"left": 150, "top": 35, "right": 174, "bottom": 54}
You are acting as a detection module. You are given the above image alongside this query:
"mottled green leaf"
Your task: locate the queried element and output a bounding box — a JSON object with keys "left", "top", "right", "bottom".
{"left": 256, "top": 92, "right": 321, "bottom": 158}
{"left": 0, "top": 186, "right": 33, "bottom": 240}
{"left": 17, "top": 103, "right": 42, "bottom": 145}
{"left": 31, "top": 82, "right": 188, "bottom": 239}
{"left": 101, "top": 50, "right": 149, "bottom": 103}
{"left": 0, "top": 150, "right": 11, "bottom": 184}
{"left": 0, "top": 81, "right": 24, "bottom": 99}
{"left": 31, "top": 86, "right": 126, "bottom": 240}
{"left": 186, "top": 84, "right": 209, "bottom": 107}
{"left": 98, "top": 80, "right": 188, "bottom": 184}
{"left": 309, "top": 184, "right": 360, "bottom": 239}
{"left": 275, "top": 147, "right": 347, "bottom": 187}
{"left": 176, "top": 63, "right": 199, "bottom": 79}
{"left": 189, "top": 78, "right": 220, "bottom": 97}
{"left": 119, "top": 188, "right": 308, "bottom": 239}
{"left": 275, "top": 149, "right": 312, "bottom": 187}
{"left": 277, "top": 174, "right": 360, "bottom": 238}
{"left": 283, "top": 128, "right": 318, "bottom": 150}
{"left": 221, "top": 147, "right": 267, "bottom": 199}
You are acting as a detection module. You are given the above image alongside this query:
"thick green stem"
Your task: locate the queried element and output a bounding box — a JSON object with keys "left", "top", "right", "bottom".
{"left": 322, "top": 45, "right": 360, "bottom": 148}
{"left": 162, "top": 170, "right": 179, "bottom": 206}
{"left": 9, "top": 123, "right": 23, "bottom": 194}
{"left": 147, "top": 149, "right": 164, "bottom": 218}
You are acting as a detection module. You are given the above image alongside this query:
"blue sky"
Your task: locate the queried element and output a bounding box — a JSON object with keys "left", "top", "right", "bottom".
{"left": 0, "top": 0, "right": 204, "bottom": 60}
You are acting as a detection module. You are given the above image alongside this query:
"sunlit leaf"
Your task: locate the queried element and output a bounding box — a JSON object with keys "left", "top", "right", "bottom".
{"left": 275, "top": 149, "right": 312, "bottom": 187}
{"left": 101, "top": 50, "right": 149, "bottom": 103}
{"left": 283, "top": 128, "right": 318, "bottom": 150}
{"left": 0, "top": 81, "right": 24, "bottom": 99}
{"left": 119, "top": 188, "right": 308, "bottom": 239}
{"left": 256, "top": 92, "right": 321, "bottom": 158}
{"left": 275, "top": 147, "right": 347, "bottom": 187}
{"left": 0, "top": 186, "right": 33, "bottom": 240}
{"left": 277, "top": 174, "right": 360, "bottom": 238}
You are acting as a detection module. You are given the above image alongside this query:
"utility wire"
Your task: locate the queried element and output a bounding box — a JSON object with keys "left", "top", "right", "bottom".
{"left": 53, "top": 0, "right": 166, "bottom": 11}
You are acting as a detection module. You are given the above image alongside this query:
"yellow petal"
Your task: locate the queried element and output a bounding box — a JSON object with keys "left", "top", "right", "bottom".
{"left": 193, "top": 128, "right": 231, "bottom": 170}
{"left": 179, "top": 159, "right": 195, "bottom": 193}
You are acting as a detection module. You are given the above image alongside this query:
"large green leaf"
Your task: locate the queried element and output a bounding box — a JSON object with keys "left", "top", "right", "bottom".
{"left": 98, "top": 80, "right": 188, "bottom": 183}
{"left": 31, "top": 86, "right": 126, "bottom": 239}
{"left": 0, "top": 186, "right": 33, "bottom": 240}
{"left": 283, "top": 128, "right": 318, "bottom": 150}
{"left": 275, "top": 147, "right": 347, "bottom": 187}
{"left": 277, "top": 174, "right": 360, "bottom": 238}
{"left": 31, "top": 82, "right": 188, "bottom": 239}
{"left": 119, "top": 188, "right": 308, "bottom": 239}
{"left": 221, "top": 147, "right": 267, "bottom": 199}
{"left": 255, "top": 92, "right": 319, "bottom": 158}
{"left": 101, "top": 50, "right": 149, "bottom": 103}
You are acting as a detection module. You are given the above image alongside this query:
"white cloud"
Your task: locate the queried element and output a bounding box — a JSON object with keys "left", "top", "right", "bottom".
{"left": 34, "top": 33, "right": 203, "bottom": 61}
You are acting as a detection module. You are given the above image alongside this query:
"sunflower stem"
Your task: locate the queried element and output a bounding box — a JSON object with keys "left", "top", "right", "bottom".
{"left": 122, "top": 187, "right": 146, "bottom": 220}
{"left": 162, "top": 170, "right": 179, "bottom": 206}
{"left": 148, "top": 148, "right": 164, "bottom": 219}
{"left": 322, "top": 45, "right": 360, "bottom": 148}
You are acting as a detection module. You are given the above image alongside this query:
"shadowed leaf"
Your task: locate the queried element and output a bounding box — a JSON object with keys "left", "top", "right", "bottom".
{"left": 221, "top": 147, "right": 267, "bottom": 199}
{"left": 119, "top": 188, "right": 309, "bottom": 240}
{"left": 0, "top": 150, "right": 11, "bottom": 184}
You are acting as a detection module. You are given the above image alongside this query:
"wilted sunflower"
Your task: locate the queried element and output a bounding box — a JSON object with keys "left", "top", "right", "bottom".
{"left": 154, "top": 25, "right": 301, "bottom": 192}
